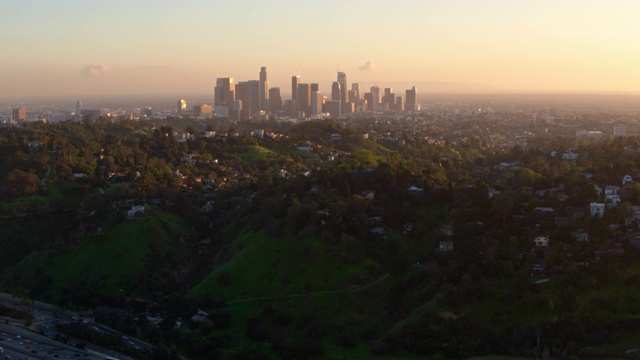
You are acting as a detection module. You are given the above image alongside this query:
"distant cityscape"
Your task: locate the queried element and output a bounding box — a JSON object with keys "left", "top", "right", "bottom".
{"left": 4, "top": 65, "right": 640, "bottom": 125}
{"left": 2, "top": 66, "right": 421, "bottom": 124}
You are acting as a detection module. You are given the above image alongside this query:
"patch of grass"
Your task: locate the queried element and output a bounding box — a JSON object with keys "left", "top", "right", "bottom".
{"left": 241, "top": 145, "right": 277, "bottom": 161}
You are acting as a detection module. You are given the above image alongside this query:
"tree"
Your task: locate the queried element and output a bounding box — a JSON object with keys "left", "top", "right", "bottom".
{"left": 2, "top": 169, "right": 39, "bottom": 197}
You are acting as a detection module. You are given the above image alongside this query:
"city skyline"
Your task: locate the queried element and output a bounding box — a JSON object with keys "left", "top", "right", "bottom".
{"left": 2, "top": 0, "right": 640, "bottom": 98}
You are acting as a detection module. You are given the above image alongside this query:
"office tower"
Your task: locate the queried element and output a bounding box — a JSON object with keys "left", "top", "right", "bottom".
{"left": 324, "top": 100, "right": 341, "bottom": 117}
{"left": 337, "top": 72, "right": 348, "bottom": 103}
{"left": 12, "top": 107, "right": 26, "bottom": 122}
{"left": 396, "top": 96, "right": 404, "bottom": 111}
{"left": 311, "top": 83, "right": 319, "bottom": 93}
{"left": 291, "top": 76, "right": 300, "bottom": 101}
{"left": 382, "top": 88, "right": 396, "bottom": 110}
{"left": 331, "top": 82, "right": 342, "bottom": 117}
{"left": 259, "top": 67, "right": 269, "bottom": 111}
{"left": 178, "top": 99, "right": 187, "bottom": 112}
{"left": 364, "top": 93, "right": 374, "bottom": 111}
{"left": 311, "top": 91, "right": 323, "bottom": 115}
{"left": 405, "top": 86, "right": 417, "bottom": 112}
{"left": 297, "top": 83, "right": 311, "bottom": 114}
{"left": 269, "top": 87, "right": 282, "bottom": 112}
{"left": 370, "top": 85, "right": 381, "bottom": 107}
{"left": 331, "top": 81, "right": 341, "bottom": 101}
{"left": 248, "top": 80, "right": 260, "bottom": 114}
{"left": 349, "top": 83, "right": 360, "bottom": 107}
{"left": 215, "top": 78, "right": 235, "bottom": 106}
{"left": 235, "top": 82, "right": 249, "bottom": 113}
{"left": 75, "top": 101, "right": 82, "bottom": 116}
{"left": 236, "top": 81, "right": 260, "bottom": 115}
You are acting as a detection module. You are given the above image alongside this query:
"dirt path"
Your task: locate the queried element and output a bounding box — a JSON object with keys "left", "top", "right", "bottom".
{"left": 227, "top": 273, "right": 390, "bottom": 304}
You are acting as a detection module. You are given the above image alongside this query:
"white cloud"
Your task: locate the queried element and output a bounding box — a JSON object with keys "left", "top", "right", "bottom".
{"left": 359, "top": 60, "right": 377, "bottom": 73}
{"left": 81, "top": 64, "right": 109, "bottom": 77}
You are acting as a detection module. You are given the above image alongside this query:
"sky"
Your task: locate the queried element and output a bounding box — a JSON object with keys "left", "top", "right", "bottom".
{"left": 2, "top": 0, "right": 639, "bottom": 98}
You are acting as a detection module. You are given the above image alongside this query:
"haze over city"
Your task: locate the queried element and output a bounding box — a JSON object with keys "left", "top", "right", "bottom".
{"left": 3, "top": 0, "right": 640, "bottom": 99}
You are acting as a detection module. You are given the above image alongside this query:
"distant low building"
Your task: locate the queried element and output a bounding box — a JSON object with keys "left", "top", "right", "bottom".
{"left": 590, "top": 202, "right": 605, "bottom": 217}
{"left": 439, "top": 241, "right": 454, "bottom": 252}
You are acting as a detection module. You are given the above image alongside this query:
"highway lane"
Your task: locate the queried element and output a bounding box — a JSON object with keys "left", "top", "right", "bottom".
{"left": 0, "top": 293, "right": 148, "bottom": 358}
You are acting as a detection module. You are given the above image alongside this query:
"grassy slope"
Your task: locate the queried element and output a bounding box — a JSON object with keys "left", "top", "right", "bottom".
{"left": 16, "top": 207, "right": 195, "bottom": 303}
{"left": 190, "top": 230, "right": 379, "bottom": 300}
{"left": 189, "top": 229, "right": 395, "bottom": 358}
{"left": 240, "top": 145, "right": 276, "bottom": 161}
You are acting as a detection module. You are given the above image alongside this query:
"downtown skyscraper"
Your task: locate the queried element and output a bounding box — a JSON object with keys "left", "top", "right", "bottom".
{"left": 259, "top": 67, "right": 269, "bottom": 111}
{"left": 337, "top": 72, "right": 348, "bottom": 104}
{"left": 215, "top": 78, "right": 235, "bottom": 106}
{"left": 405, "top": 86, "right": 417, "bottom": 112}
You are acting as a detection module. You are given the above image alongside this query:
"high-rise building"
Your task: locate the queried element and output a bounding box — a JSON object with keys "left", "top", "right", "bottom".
{"left": 370, "top": 85, "right": 381, "bottom": 107}
{"left": 405, "top": 86, "right": 417, "bottom": 112}
{"left": 178, "top": 99, "right": 187, "bottom": 112}
{"left": 215, "top": 78, "right": 235, "bottom": 106}
{"left": 291, "top": 76, "right": 300, "bottom": 101}
{"left": 269, "top": 87, "right": 282, "bottom": 113}
{"left": 331, "top": 81, "right": 341, "bottom": 101}
{"left": 235, "top": 82, "right": 249, "bottom": 113}
{"left": 331, "top": 82, "right": 342, "bottom": 117}
{"left": 297, "top": 83, "right": 311, "bottom": 115}
{"left": 396, "top": 96, "right": 404, "bottom": 111}
{"left": 364, "top": 93, "right": 374, "bottom": 111}
{"left": 311, "top": 91, "right": 323, "bottom": 115}
{"left": 382, "top": 88, "right": 395, "bottom": 110}
{"left": 350, "top": 83, "right": 360, "bottom": 101}
{"left": 236, "top": 80, "right": 260, "bottom": 115}
{"left": 337, "top": 72, "right": 348, "bottom": 103}
{"left": 75, "top": 101, "right": 82, "bottom": 117}
{"left": 311, "top": 83, "right": 319, "bottom": 93}
{"left": 259, "top": 67, "right": 269, "bottom": 111}
{"left": 12, "top": 107, "right": 26, "bottom": 122}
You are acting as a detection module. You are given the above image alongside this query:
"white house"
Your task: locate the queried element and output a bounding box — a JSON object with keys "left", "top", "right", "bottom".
{"left": 126, "top": 205, "right": 145, "bottom": 219}
{"left": 623, "top": 175, "right": 634, "bottom": 185}
{"left": 590, "top": 202, "right": 605, "bottom": 217}
{"left": 534, "top": 236, "right": 550, "bottom": 247}
{"left": 571, "top": 230, "right": 589, "bottom": 243}
{"left": 562, "top": 149, "right": 579, "bottom": 160}
{"left": 604, "top": 185, "right": 620, "bottom": 196}
{"left": 605, "top": 194, "right": 621, "bottom": 206}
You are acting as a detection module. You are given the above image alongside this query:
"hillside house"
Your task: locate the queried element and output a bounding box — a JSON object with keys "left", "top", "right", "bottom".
{"left": 126, "top": 205, "right": 145, "bottom": 219}
{"left": 623, "top": 175, "right": 634, "bottom": 185}
{"left": 534, "top": 236, "right": 550, "bottom": 247}
{"left": 407, "top": 186, "right": 424, "bottom": 196}
{"left": 361, "top": 190, "right": 375, "bottom": 200}
{"left": 571, "top": 230, "right": 589, "bottom": 242}
{"left": 439, "top": 241, "right": 454, "bottom": 252}
{"left": 590, "top": 202, "right": 605, "bottom": 217}
{"left": 605, "top": 185, "right": 620, "bottom": 196}
{"left": 562, "top": 149, "right": 579, "bottom": 160}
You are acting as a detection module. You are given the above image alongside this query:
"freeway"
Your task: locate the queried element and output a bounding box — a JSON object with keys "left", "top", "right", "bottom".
{"left": 0, "top": 293, "right": 147, "bottom": 359}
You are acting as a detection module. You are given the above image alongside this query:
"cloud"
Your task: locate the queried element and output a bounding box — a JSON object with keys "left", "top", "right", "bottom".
{"left": 359, "top": 60, "right": 377, "bottom": 73}
{"left": 81, "top": 64, "right": 109, "bottom": 77}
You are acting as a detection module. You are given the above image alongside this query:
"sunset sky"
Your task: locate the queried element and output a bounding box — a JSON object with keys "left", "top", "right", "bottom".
{"left": 2, "top": 0, "right": 639, "bottom": 98}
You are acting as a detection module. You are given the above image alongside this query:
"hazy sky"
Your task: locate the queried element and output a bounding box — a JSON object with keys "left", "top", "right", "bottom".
{"left": 2, "top": 0, "right": 639, "bottom": 98}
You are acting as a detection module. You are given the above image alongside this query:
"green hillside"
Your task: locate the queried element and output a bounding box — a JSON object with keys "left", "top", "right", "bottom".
{"left": 14, "top": 207, "right": 196, "bottom": 305}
